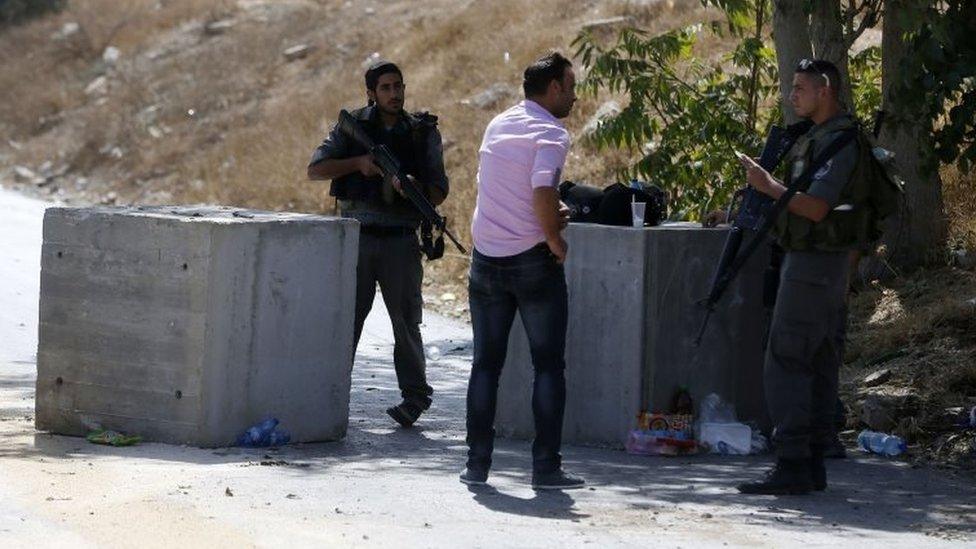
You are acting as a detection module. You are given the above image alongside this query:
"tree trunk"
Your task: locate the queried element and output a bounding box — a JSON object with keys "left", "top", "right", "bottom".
{"left": 771, "top": 0, "right": 812, "bottom": 124}
{"left": 875, "top": 2, "right": 947, "bottom": 269}
{"left": 809, "top": 0, "right": 854, "bottom": 109}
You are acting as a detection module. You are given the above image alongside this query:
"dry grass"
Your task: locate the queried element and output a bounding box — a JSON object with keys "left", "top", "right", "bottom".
{"left": 844, "top": 162, "right": 975, "bottom": 463}
{"left": 843, "top": 267, "right": 976, "bottom": 460}
{"left": 847, "top": 271, "right": 976, "bottom": 359}
{"left": 0, "top": 0, "right": 233, "bottom": 133}
{"left": 942, "top": 163, "right": 976, "bottom": 251}
{"left": 0, "top": 16, "right": 84, "bottom": 135}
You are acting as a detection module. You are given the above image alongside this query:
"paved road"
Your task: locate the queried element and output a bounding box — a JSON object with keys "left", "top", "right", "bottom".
{"left": 0, "top": 188, "right": 974, "bottom": 547}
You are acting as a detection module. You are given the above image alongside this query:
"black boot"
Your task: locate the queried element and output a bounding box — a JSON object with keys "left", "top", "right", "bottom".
{"left": 386, "top": 401, "right": 424, "bottom": 427}
{"left": 810, "top": 445, "right": 827, "bottom": 491}
{"left": 459, "top": 467, "right": 489, "bottom": 486}
{"left": 531, "top": 469, "right": 586, "bottom": 490}
{"left": 737, "top": 458, "right": 814, "bottom": 495}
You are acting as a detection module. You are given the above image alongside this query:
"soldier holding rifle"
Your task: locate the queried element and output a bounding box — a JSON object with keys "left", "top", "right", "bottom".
{"left": 307, "top": 60, "right": 450, "bottom": 428}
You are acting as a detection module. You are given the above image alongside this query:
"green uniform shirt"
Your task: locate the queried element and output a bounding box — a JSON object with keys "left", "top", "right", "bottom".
{"left": 800, "top": 114, "right": 859, "bottom": 210}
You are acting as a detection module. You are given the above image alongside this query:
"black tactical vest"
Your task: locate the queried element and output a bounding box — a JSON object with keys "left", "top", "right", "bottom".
{"left": 775, "top": 115, "right": 864, "bottom": 252}
{"left": 330, "top": 106, "right": 433, "bottom": 204}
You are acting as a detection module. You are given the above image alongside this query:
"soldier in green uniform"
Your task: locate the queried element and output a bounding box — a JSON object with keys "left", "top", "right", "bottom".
{"left": 735, "top": 59, "right": 862, "bottom": 495}
{"left": 307, "top": 61, "right": 449, "bottom": 428}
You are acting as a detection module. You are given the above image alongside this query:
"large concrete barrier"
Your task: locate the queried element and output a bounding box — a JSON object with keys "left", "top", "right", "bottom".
{"left": 495, "top": 223, "right": 770, "bottom": 447}
{"left": 35, "top": 206, "right": 359, "bottom": 447}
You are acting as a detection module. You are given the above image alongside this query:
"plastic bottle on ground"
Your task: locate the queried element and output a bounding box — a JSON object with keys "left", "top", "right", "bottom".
{"left": 857, "top": 430, "right": 907, "bottom": 457}
{"left": 241, "top": 417, "right": 279, "bottom": 446}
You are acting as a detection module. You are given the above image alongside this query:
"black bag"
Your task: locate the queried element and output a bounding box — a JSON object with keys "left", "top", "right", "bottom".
{"left": 559, "top": 180, "right": 667, "bottom": 227}
{"left": 558, "top": 181, "right": 605, "bottom": 223}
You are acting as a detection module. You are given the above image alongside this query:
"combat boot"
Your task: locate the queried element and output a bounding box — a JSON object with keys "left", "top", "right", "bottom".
{"left": 737, "top": 458, "right": 814, "bottom": 495}
{"left": 386, "top": 401, "right": 424, "bottom": 427}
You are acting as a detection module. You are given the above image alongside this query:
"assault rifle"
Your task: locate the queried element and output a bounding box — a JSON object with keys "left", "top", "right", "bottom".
{"left": 336, "top": 109, "right": 467, "bottom": 257}
{"left": 693, "top": 120, "right": 813, "bottom": 345}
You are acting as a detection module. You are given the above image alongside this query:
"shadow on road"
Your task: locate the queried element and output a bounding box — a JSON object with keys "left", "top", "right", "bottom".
{"left": 467, "top": 484, "right": 590, "bottom": 520}
{"left": 3, "top": 331, "right": 974, "bottom": 539}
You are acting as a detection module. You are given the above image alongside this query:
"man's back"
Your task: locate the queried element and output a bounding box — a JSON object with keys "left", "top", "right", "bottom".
{"left": 471, "top": 100, "right": 570, "bottom": 258}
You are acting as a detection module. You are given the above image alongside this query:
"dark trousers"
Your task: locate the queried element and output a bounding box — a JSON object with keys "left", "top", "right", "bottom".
{"left": 465, "top": 244, "right": 568, "bottom": 474}
{"left": 763, "top": 244, "right": 848, "bottom": 437}
{"left": 765, "top": 251, "right": 848, "bottom": 459}
{"left": 353, "top": 231, "right": 432, "bottom": 409}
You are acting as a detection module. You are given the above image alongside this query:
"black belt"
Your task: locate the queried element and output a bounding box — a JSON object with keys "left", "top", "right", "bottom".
{"left": 360, "top": 225, "right": 416, "bottom": 237}
{"left": 472, "top": 243, "right": 553, "bottom": 266}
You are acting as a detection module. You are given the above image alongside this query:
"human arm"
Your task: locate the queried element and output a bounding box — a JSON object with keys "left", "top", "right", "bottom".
{"left": 530, "top": 129, "right": 571, "bottom": 262}
{"left": 306, "top": 120, "right": 381, "bottom": 180}
{"left": 533, "top": 186, "right": 567, "bottom": 262}
{"left": 308, "top": 155, "right": 381, "bottom": 180}
{"left": 738, "top": 134, "right": 858, "bottom": 223}
{"left": 738, "top": 156, "right": 830, "bottom": 222}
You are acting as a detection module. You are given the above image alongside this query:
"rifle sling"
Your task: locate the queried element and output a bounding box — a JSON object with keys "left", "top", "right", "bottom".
{"left": 719, "top": 128, "right": 858, "bottom": 289}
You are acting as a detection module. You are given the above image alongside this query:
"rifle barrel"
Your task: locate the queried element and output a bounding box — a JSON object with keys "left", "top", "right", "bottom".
{"left": 694, "top": 308, "right": 713, "bottom": 347}
{"left": 694, "top": 122, "right": 813, "bottom": 342}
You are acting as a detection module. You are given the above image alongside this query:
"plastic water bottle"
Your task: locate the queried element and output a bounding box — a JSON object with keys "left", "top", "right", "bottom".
{"left": 857, "top": 430, "right": 907, "bottom": 457}
{"left": 255, "top": 417, "right": 279, "bottom": 443}
{"left": 240, "top": 417, "right": 279, "bottom": 446}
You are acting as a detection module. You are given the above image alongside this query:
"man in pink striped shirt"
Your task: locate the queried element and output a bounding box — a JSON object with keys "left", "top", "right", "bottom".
{"left": 461, "top": 52, "right": 584, "bottom": 491}
{"left": 470, "top": 79, "right": 572, "bottom": 260}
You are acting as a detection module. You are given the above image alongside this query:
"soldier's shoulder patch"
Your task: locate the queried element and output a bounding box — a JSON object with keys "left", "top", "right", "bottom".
{"left": 813, "top": 159, "right": 834, "bottom": 180}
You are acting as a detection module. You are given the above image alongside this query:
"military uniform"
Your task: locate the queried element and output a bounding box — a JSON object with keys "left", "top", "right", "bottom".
{"left": 308, "top": 105, "right": 448, "bottom": 414}
{"left": 766, "top": 113, "right": 859, "bottom": 460}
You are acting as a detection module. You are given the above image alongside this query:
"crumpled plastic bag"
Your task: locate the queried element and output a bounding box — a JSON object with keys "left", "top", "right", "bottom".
{"left": 699, "top": 393, "right": 737, "bottom": 423}
{"left": 699, "top": 422, "right": 752, "bottom": 454}
{"left": 237, "top": 417, "right": 291, "bottom": 447}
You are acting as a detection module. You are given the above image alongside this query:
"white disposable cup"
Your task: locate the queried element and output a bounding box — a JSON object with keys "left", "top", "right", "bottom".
{"left": 631, "top": 201, "right": 646, "bottom": 228}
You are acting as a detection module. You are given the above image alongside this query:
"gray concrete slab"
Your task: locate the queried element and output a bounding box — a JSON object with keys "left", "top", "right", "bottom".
{"left": 643, "top": 224, "right": 771, "bottom": 432}
{"left": 34, "top": 206, "right": 359, "bottom": 447}
{"left": 497, "top": 223, "right": 770, "bottom": 447}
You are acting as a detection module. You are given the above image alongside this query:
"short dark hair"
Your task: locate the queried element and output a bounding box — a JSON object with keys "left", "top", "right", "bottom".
{"left": 795, "top": 58, "right": 842, "bottom": 94}
{"left": 364, "top": 60, "right": 402, "bottom": 91}
{"left": 523, "top": 51, "right": 572, "bottom": 98}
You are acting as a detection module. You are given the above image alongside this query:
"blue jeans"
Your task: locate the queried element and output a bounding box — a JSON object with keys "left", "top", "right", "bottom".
{"left": 465, "top": 244, "right": 568, "bottom": 474}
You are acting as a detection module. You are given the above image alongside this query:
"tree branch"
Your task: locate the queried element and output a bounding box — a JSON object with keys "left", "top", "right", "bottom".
{"left": 845, "top": 0, "right": 882, "bottom": 49}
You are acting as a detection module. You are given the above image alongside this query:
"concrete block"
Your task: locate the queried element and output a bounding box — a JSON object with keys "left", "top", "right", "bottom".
{"left": 35, "top": 206, "right": 359, "bottom": 447}
{"left": 496, "top": 223, "right": 770, "bottom": 447}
